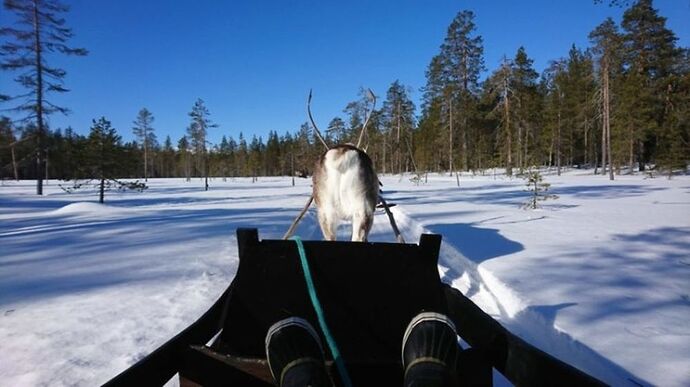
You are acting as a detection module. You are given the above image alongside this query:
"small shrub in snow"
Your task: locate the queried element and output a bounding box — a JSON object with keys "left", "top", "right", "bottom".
{"left": 409, "top": 172, "right": 426, "bottom": 186}
{"left": 522, "top": 168, "right": 558, "bottom": 209}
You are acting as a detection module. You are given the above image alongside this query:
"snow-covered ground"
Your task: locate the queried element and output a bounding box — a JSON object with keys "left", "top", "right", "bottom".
{"left": 1, "top": 171, "right": 688, "bottom": 386}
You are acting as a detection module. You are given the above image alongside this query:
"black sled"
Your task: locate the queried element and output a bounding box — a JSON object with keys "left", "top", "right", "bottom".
{"left": 103, "top": 228, "right": 605, "bottom": 386}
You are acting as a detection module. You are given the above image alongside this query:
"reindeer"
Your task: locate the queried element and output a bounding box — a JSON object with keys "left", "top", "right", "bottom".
{"left": 284, "top": 90, "right": 404, "bottom": 243}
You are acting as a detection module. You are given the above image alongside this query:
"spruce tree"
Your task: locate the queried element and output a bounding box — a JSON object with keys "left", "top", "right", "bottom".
{"left": 0, "top": 0, "right": 87, "bottom": 195}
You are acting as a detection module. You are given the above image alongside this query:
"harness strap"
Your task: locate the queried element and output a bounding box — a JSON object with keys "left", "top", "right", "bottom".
{"left": 291, "top": 236, "right": 352, "bottom": 387}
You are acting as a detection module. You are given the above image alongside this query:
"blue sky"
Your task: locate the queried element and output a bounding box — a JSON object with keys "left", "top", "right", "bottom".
{"left": 1, "top": 0, "right": 688, "bottom": 145}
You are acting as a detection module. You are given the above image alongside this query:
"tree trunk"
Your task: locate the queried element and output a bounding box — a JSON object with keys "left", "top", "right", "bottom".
{"left": 11, "top": 144, "right": 18, "bottom": 181}
{"left": 629, "top": 125, "right": 634, "bottom": 173}
{"left": 462, "top": 117, "right": 468, "bottom": 172}
{"left": 99, "top": 178, "right": 105, "bottom": 203}
{"left": 517, "top": 122, "right": 522, "bottom": 171}
{"left": 33, "top": 1, "right": 44, "bottom": 195}
{"left": 557, "top": 101, "right": 562, "bottom": 176}
{"left": 601, "top": 81, "right": 607, "bottom": 176}
{"left": 204, "top": 150, "right": 209, "bottom": 191}
{"left": 524, "top": 123, "right": 530, "bottom": 169}
{"left": 382, "top": 135, "right": 387, "bottom": 174}
{"left": 45, "top": 150, "right": 49, "bottom": 183}
{"left": 144, "top": 134, "right": 148, "bottom": 181}
{"left": 638, "top": 140, "right": 645, "bottom": 172}
{"left": 397, "top": 102, "right": 402, "bottom": 174}
{"left": 185, "top": 154, "right": 191, "bottom": 182}
{"left": 603, "top": 66, "right": 614, "bottom": 181}
{"left": 505, "top": 88, "right": 512, "bottom": 176}
{"left": 448, "top": 97, "right": 453, "bottom": 176}
{"left": 548, "top": 132, "right": 554, "bottom": 169}
{"left": 584, "top": 118, "right": 589, "bottom": 167}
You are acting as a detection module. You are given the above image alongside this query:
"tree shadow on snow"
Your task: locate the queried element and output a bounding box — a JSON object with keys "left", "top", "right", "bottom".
{"left": 551, "top": 184, "right": 667, "bottom": 199}
{"left": 426, "top": 222, "right": 524, "bottom": 265}
{"left": 0, "top": 206, "right": 298, "bottom": 306}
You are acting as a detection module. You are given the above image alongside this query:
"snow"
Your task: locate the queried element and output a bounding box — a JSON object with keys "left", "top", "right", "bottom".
{"left": 1, "top": 171, "right": 688, "bottom": 386}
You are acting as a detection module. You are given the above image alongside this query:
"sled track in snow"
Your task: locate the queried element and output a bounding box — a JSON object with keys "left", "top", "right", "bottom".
{"left": 387, "top": 206, "right": 647, "bottom": 386}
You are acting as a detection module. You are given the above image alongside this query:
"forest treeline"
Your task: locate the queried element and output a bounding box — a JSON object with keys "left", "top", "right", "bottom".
{"left": 1, "top": 0, "right": 688, "bottom": 188}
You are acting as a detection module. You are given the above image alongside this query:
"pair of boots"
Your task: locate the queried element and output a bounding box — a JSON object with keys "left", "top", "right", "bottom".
{"left": 265, "top": 312, "right": 460, "bottom": 387}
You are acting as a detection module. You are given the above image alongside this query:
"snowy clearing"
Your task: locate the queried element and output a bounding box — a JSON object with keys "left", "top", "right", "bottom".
{"left": 1, "top": 171, "right": 689, "bottom": 386}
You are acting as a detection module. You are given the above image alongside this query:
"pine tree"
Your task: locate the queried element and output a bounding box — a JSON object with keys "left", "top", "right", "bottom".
{"left": 562, "top": 46, "right": 596, "bottom": 169}
{"left": 419, "top": 11, "right": 484, "bottom": 174}
{"left": 485, "top": 56, "right": 516, "bottom": 175}
{"left": 237, "top": 132, "right": 248, "bottom": 176}
{"left": 0, "top": 0, "right": 87, "bottom": 195}
{"left": 342, "top": 88, "right": 376, "bottom": 148}
{"left": 0, "top": 116, "right": 19, "bottom": 180}
{"left": 522, "top": 167, "right": 558, "bottom": 209}
{"left": 326, "top": 117, "right": 347, "bottom": 144}
{"left": 132, "top": 108, "right": 156, "bottom": 181}
{"left": 295, "top": 122, "right": 312, "bottom": 174}
{"left": 420, "top": 55, "right": 451, "bottom": 173}
{"left": 62, "top": 117, "right": 145, "bottom": 203}
{"left": 177, "top": 135, "right": 191, "bottom": 181}
{"left": 439, "top": 10, "right": 485, "bottom": 172}
{"left": 187, "top": 99, "right": 217, "bottom": 190}
{"left": 621, "top": 0, "right": 680, "bottom": 171}
{"left": 656, "top": 54, "right": 689, "bottom": 177}
{"left": 512, "top": 47, "right": 542, "bottom": 170}
{"left": 381, "top": 80, "right": 416, "bottom": 174}
{"left": 161, "top": 135, "right": 174, "bottom": 178}
{"left": 590, "top": 18, "right": 622, "bottom": 179}
{"left": 265, "top": 131, "right": 281, "bottom": 176}
{"left": 541, "top": 60, "right": 568, "bottom": 175}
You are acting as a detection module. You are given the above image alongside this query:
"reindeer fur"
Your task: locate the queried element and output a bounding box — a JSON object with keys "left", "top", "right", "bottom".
{"left": 312, "top": 144, "right": 378, "bottom": 242}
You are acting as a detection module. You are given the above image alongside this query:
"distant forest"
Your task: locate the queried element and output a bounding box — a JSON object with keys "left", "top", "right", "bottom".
{"left": 1, "top": 0, "right": 688, "bottom": 191}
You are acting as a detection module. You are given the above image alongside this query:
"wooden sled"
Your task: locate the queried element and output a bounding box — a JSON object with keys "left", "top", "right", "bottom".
{"left": 103, "top": 228, "right": 605, "bottom": 386}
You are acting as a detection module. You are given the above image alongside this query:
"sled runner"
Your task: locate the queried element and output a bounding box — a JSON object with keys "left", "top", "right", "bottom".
{"left": 103, "top": 228, "right": 605, "bottom": 386}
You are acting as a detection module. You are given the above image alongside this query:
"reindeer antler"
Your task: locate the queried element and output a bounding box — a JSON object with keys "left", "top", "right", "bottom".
{"left": 356, "top": 88, "right": 376, "bottom": 149}
{"left": 307, "top": 89, "right": 330, "bottom": 151}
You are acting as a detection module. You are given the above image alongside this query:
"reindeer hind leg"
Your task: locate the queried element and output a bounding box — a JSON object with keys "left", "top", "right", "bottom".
{"left": 351, "top": 212, "right": 373, "bottom": 242}
{"left": 318, "top": 209, "right": 338, "bottom": 241}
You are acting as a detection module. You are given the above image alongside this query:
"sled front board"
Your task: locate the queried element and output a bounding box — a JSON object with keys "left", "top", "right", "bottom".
{"left": 214, "top": 228, "right": 445, "bottom": 385}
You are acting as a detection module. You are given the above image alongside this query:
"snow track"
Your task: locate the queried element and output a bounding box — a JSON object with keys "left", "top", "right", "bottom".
{"left": 385, "top": 204, "right": 650, "bottom": 386}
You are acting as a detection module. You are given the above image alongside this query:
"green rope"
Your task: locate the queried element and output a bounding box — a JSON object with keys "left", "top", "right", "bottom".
{"left": 291, "top": 236, "right": 352, "bottom": 387}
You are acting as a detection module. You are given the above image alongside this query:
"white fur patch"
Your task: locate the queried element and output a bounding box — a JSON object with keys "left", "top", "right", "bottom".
{"left": 322, "top": 149, "right": 371, "bottom": 220}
